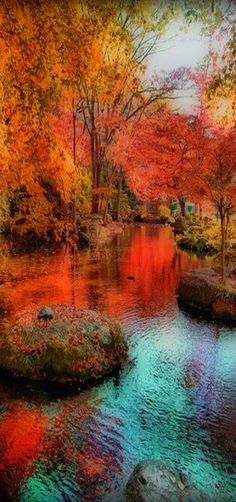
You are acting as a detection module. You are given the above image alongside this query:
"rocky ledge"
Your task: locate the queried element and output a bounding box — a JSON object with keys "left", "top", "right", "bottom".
{"left": 178, "top": 269, "right": 236, "bottom": 321}
{"left": 126, "top": 460, "right": 210, "bottom": 502}
{"left": 0, "top": 305, "right": 127, "bottom": 383}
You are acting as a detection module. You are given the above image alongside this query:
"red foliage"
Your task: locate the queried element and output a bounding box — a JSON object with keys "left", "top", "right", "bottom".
{"left": 108, "top": 105, "right": 235, "bottom": 211}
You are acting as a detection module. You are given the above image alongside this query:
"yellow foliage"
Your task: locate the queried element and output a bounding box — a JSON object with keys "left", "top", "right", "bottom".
{"left": 0, "top": 0, "right": 172, "bottom": 239}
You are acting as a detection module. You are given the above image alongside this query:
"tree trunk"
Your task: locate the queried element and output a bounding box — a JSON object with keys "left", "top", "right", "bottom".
{"left": 178, "top": 197, "right": 185, "bottom": 217}
{"left": 72, "top": 98, "right": 76, "bottom": 224}
{"left": 90, "top": 106, "right": 102, "bottom": 215}
{"left": 91, "top": 153, "right": 101, "bottom": 214}
{"left": 91, "top": 143, "right": 100, "bottom": 214}
{"left": 90, "top": 100, "right": 98, "bottom": 214}
{"left": 199, "top": 204, "right": 202, "bottom": 220}
{"left": 220, "top": 213, "right": 226, "bottom": 282}
{"left": 225, "top": 212, "right": 230, "bottom": 241}
{"left": 92, "top": 191, "right": 100, "bottom": 214}
{"left": 116, "top": 171, "right": 122, "bottom": 221}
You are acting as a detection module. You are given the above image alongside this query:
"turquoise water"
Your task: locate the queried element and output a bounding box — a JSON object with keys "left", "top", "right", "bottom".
{"left": 0, "top": 225, "right": 235, "bottom": 501}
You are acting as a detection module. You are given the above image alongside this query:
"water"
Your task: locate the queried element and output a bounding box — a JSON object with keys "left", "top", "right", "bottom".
{"left": 0, "top": 225, "right": 235, "bottom": 501}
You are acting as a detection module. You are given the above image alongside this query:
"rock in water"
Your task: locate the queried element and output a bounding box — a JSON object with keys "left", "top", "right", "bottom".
{"left": 178, "top": 269, "right": 236, "bottom": 321}
{"left": 126, "top": 460, "right": 210, "bottom": 502}
{"left": 0, "top": 305, "right": 127, "bottom": 383}
{"left": 37, "top": 306, "right": 54, "bottom": 321}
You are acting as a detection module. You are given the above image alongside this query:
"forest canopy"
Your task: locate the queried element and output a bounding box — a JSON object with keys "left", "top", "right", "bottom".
{"left": 0, "top": 0, "right": 235, "bottom": 242}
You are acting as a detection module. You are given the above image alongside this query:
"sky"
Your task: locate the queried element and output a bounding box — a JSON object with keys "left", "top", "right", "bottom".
{"left": 148, "top": 21, "right": 211, "bottom": 112}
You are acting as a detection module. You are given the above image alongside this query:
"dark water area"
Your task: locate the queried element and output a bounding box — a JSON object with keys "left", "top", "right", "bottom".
{"left": 0, "top": 224, "right": 236, "bottom": 501}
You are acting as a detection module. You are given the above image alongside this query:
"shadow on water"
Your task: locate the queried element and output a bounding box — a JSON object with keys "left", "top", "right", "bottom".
{"left": 178, "top": 299, "right": 236, "bottom": 329}
{"left": 0, "top": 224, "right": 236, "bottom": 501}
{"left": 0, "top": 365, "right": 123, "bottom": 405}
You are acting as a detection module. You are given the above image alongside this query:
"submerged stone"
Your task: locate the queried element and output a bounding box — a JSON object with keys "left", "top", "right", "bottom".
{"left": 0, "top": 305, "right": 128, "bottom": 383}
{"left": 126, "top": 460, "right": 210, "bottom": 502}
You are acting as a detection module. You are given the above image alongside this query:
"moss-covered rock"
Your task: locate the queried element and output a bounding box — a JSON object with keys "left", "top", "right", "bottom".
{"left": 0, "top": 305, "right": 128, "bottom": 383}
{"left": 178, "top": 269, "right": 236, "bottom": 321}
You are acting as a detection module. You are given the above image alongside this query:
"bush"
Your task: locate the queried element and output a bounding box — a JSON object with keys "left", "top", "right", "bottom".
{"left": 176, "top": 219, "right": 221, "bottom": 255}
{"left": 157, "top": 204, "right": 171, "bottom": 220}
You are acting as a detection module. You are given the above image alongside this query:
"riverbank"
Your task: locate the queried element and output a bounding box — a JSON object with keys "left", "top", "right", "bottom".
{"left": 0, "top": 219, "right": 125, "bottom": 258}
{"left": 176, "top": 218, "right": 219, "bottom": 254}
{"left": 78, "top": 215, "right": 125, "bottom": 248}
{"left": 100, "top": 221, "right": 125, "bottom": 244}
{"left": 176, "top": 217, "right": 236, "bottom": 259}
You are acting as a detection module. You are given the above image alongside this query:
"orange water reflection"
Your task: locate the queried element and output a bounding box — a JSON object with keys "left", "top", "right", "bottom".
{"left": 0, "top": 403, "right": 47, "bottom": 496}
{"left": 0, "top": 225, "right": 206, "bottom": 321}
{"left": 0, "top": 390, "right": 125, "bottom": 500}
{"left": 0, "top": 225, "right": 233, "bottom": 501}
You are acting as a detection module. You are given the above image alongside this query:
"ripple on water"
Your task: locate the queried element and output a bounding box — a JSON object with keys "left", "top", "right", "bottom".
{"left": 0, "top": 225, "right": 236, "bottom": 501}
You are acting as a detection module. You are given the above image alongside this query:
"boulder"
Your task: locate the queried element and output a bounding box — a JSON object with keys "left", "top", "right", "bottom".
{"left": 0, "top": 305, "right": 127, "bottom": 383}
{"left": 178, "top": 269, "right": 236, "bottom": 321}
{"left": 126, "top": 460, "right": 210, "bottom": 502}
{"left": 77, "top": 214, "right": 103, "bottom": 247}
{"left": 212, "top": 299, "right": 236, "bottom": 320}
{"left": 104, "top": 213, "right": 113, "bottom": 224}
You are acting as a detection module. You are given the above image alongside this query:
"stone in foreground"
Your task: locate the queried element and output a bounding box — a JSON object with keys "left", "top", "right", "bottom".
{"left": 178, "top": 269, "right": 236, "bottom": 321}
{"left": 0, "top": 305, "right": 127, "bottom": 383}
{"left": 37, "top": 306, "right": 54, "bottom": 321}
{"left": 126, "top": 460, "right": 210, "bottom": 502}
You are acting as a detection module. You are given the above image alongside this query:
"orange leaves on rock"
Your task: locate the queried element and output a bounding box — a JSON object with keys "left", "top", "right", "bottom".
{"left": 3, "top": 304, "right": 127, "bottom": 382}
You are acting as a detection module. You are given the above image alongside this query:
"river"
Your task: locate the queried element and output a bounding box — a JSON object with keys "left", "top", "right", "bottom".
{"left": 0, "top": 224, "right": 235, "bottom": 501}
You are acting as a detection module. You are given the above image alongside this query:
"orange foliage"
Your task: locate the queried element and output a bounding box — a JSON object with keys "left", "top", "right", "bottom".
{"left": 0, "top": 1, "right": 234, "bottom": 234}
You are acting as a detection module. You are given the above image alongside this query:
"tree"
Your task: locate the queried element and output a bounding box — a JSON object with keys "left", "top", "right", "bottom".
{"left": 195, "top": 134, "right": 236, "bottom": 279}
{"left": 107, "top": 106, "right": 199, "bottom": 204}
{"left": 108, "top": 94, "right": 236, "bottom": 281}
{"left": 0, "top": 0, "right": 232, "bottom": 241}
{"left": 207, "top": 3, "right": 236, "bottom": 130}
{"left": 68, "top": 1, "right": 201, "bottom": 214}
{"left": 0, "top": 0, "right": 84, "bottom": 239}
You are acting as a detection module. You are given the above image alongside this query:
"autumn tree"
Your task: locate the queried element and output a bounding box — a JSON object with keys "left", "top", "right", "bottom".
{"left": 112, "top": 99, "right": 235, "bottom": 281}
{"left": 68, "top": 0, "right": 217, "bottom": 216}
{"left": 107, "top": 106, "right": 198, "bottom": 205}
{"left": 195, "top": 134, "right": 236, "bottom": 280}
{"left": 206, "top": 1, "right": 236, "bottom": 130}
{"left": 0, "top": 0, "right": 83, "bottom": 240}
{"left": 66, "top": 1, "right": 169, "bottom": 214}
{"left": 0, "top": 0, "right": 230, "bottom": 240}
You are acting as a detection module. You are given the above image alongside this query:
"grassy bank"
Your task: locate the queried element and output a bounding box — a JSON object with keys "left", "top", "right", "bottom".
{"left": 176, "top": 217, "right": 236, "bottom": 260}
